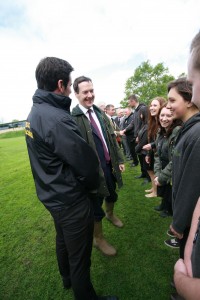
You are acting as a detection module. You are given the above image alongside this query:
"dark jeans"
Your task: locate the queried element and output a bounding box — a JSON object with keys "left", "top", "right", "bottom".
{"left": 49, "top": 199, "right": 97, "bottom": 300}
{"left": 93, "top": 162, "right": 118, "bottom": 222}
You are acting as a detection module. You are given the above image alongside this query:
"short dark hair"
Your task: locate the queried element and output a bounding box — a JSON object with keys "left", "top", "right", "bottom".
{"left": 105, "top": 104, "right": 114, "bottom": 111}
{"left": 167, "top": 77, "right": 192, "bottom": 102}
{"left": 35, "top": 57, "right": 74, "bottom": 91}
{"left": 73, "top": 76, "right": 92, "bottom": 93}
{"left": 128, "top": 94, "right": 138, "bottom": 102}
{"left": 190, "top": 31, "right": 200, "bottom": 70}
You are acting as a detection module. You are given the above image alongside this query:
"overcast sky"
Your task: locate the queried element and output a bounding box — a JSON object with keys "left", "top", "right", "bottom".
{"left": 0, "top": 0, "right": 199, "bottom": 122}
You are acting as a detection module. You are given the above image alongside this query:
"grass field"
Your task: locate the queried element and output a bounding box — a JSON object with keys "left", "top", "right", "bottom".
{"left": 0, "top": 131, "right": 178, "bottom": 300}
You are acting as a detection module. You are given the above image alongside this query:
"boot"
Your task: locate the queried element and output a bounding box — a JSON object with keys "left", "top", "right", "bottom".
{"left": 154, "top": 198, "right": 164, "bottom": 211}
{"left": 105, "top": 202, "right": 123, "bottom": 228}
{"left": 93, "top": 221, "right": 117, "bottom": 256}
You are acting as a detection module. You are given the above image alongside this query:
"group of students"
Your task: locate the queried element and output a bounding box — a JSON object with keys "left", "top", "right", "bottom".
{"left": 25, "top": 30, "right": 200, "bottom": 300}
{"left": 101, "top": 31, "right": 200, "bottom": 299}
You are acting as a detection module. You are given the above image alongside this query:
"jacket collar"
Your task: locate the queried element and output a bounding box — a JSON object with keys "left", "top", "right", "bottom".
{"left": 33, "top": 89, "right": 72, "bottom": 112}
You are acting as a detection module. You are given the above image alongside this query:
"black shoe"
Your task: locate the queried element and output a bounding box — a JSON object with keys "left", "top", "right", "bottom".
{"left": 130, "top": 163, "right": 138, "bottom": 167}
{"left": 170, "top": 292, "right": 184, "bottom": 300}
{"left": 141, "top": 178, "right": 149, "bottom": 185}
{"left": 126, "top": 157, "right": 132, "bottom": 161}
{"left": 98, "top": 296, "right": 119, "bottom": 300}
{"left": 63, "top": 278, "right": 71, "bottom": 289}
{"left": 167, "top": 229, "right": 175, "bottom": 238}
{"left": 160, "top": 210, "right": 172, "bottom": 218}
{"left": 154, "top": 205, "right": 163, "bottom": 211}
{"left": 170, "top": 280, "right": 176, "bottom": 289}
{"left": 164, "top": 238, "right": 180, "bottom": 249}
{"left": 135, "top": 174, "right": 146, "bottom": 179}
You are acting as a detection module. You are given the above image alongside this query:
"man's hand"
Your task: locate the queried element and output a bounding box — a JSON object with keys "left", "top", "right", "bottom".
{"left": 119, "top": 130, "right": 125, "bottom": 136}
{"left": 174, "top": 259, "right": 188, "bottom": 276}
{"left": 170, "top": 224, "right": 184, "bottom": 239}
{"left": 119, "top": 164, "right": 125, "bottom": 172}
{"left": 142, "top": 143, "right": 152, "bottom": 151}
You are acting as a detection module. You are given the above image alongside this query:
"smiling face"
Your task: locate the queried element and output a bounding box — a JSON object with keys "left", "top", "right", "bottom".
{"left": 159, "top": 107, "right": 173, "bottom": 130}
{"left": 167, "top": 87, "right": 190, "bottom": 121}
{"left": 75, "top": 81, "right": 95, "bottom": 109}
{"left": 149, "top": 99, "right": 161, "bottom": 116}
{"left": 188, "top": 51, "right": 200, "bottom": 110}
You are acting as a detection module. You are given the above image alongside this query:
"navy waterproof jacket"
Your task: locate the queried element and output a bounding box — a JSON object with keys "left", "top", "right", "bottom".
{"left": 25, "top": 89, "right": 100, "bottom": 210}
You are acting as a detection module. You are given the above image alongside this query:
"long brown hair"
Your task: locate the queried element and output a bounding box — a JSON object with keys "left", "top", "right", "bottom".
{"left": 148, "top": 97, "right": 166, "bottom": 142}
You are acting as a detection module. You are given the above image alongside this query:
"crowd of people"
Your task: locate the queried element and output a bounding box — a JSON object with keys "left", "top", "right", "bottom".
{"left": 24, "top": 31, "right": 200, "bottom": 300}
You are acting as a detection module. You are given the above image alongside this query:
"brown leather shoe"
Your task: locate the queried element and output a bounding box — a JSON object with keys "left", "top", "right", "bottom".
{"left": 93, "top": 221, "right": 117, "bottom": 256}
{"left": 106, "top": 214, "right": 124, "bottom": 228}
{"left": 105, "top": 202, "right": 124, "bottom": 228}
{"left": 93, "top": 237, "right": 117, "bottom": 256}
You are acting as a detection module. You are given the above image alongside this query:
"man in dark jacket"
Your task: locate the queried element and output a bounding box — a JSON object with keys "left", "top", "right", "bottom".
{"left": 72, "top": 76, "right": 125, "bottom": 257}
{"left": 121, "top": 106, "right": 138, "bottom": 167}
{"left": 25, "top": 57, "right": 117, "bottom": 300}
{"left": 122, "top": 95, "right": 147, "bottom": 179}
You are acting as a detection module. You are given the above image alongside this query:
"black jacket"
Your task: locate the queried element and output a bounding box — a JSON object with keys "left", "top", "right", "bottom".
{"left": 172, "top": 113, "right": 200, "bottom": 234}
{"left": 124, "top": 112, "right": 135, "bottom": 140}
{"left": 25, "top": 89, "right": 100, "bottom": 210}
{"left": 135, "top": 124, "right": 148, "bottom": 155}
{"left": 124, "top": 103, "right": 146, "bottom": 137}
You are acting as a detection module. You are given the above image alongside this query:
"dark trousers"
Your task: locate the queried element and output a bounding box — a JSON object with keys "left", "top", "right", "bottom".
{"left": 138, "top": 154, "right": 149, "bottom": 178}
{"left": 127, "top": 137, "right": 138, "bottom": 164}
{"left": 122, "top": 136, "right": 131, "bottom": 157}
{"left": 93, "top": 162, "right": 118, "bottom": 222}
{"left": 157, "top": 183, "right": 172, "bottom": 214}
{"left": 49, "top": 200, "right": 97, "bottom": 300}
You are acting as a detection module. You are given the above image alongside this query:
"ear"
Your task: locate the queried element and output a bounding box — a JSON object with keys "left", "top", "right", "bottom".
{"left": 57, "top": 80, "right": 64, "bottom": 93}
{"left": 187, "top": 101, "right": 194, "bottom": 108}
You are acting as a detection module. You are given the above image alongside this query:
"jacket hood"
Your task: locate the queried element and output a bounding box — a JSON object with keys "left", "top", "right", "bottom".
{"left": 33, "top": 89, "right": 72, "bottom": 112}
{"left": 176, "top": 113, "right": 200, "bottom": 143}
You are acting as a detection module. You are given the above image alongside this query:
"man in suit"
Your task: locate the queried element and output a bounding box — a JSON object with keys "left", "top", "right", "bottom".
{"left": 114, "top": 108, "right": 124, "bottom": 128}
{"left": 72, "top": 76, "right": 125, "bottom": 257}
{"left": 105, "top": 104, "right": 122, "bottom": 147}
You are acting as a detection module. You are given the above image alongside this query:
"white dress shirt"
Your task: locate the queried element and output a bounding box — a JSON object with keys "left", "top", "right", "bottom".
{"left": 78, "top": 104, "right": 109, "bottom": 152}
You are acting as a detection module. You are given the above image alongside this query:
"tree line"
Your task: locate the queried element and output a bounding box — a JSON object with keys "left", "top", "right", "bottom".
{"left": 120, "top": 60, "right": 186, "bottom": 107}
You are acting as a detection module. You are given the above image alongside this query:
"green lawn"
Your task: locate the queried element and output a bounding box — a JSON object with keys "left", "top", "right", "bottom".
{"left": 0, "top": 131, "right": 178, "bottom": 300}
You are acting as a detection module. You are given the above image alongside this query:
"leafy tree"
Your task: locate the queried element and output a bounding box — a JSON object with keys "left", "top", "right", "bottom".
{"left": 121, "top": 60, "right": 175, "bottom": 107}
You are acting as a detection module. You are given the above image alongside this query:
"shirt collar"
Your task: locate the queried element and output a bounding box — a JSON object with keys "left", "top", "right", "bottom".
{"left": 106, "top": 113, "right": 112, "bottom": 120}
{"left": 78, "top": 104, "right": 94, "bottom": 114}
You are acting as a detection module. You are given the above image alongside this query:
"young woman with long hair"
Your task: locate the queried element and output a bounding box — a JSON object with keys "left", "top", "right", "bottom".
{"left": 142, "top": 97, "right": 166, "bottom": 197}
{"left": 154, "top": 104, "right": 182, "bottom": 217}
